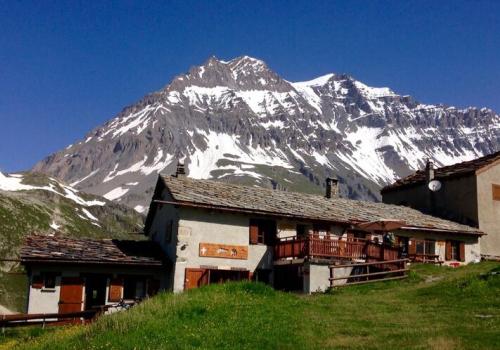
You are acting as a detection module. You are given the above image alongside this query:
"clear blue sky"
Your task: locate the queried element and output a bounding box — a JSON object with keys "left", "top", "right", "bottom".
{"left": 0, "top": 0, "right": 498, "bottom": 172}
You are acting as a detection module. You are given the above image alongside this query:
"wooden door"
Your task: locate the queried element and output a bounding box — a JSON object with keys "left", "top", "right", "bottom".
{"left": 58, "top": 277, "right": 84, "bottom": 313}
{"left": 184, "top": 268, "right": 209, "bottom": 290}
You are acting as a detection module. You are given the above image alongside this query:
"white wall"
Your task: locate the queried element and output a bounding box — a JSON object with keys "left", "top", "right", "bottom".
{"left": 394, "top": 229, "right": 481, "bottom": 265}
{"left": 26, "top": 265, "right": 165, "bottom": 314}
{"left": 172, "top": 208, "right": 273, "bottom": 292}
{"left": 303, "top": 263, "right": 353, "bottom": 293}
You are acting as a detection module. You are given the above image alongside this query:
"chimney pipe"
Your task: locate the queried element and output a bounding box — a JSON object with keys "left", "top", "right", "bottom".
{"left": 175, "top": 161, "right": 186, "bottom": 177}
{"left": 326, "top": 177, "right": 339, "bottom": 199}
{"left": 425, "top": 159, "right": 434, "bottom": 182}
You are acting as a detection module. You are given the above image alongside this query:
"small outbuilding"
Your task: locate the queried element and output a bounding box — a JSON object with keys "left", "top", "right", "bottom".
{"left": 20, "top": 235, "right": 169, "bottom": 314}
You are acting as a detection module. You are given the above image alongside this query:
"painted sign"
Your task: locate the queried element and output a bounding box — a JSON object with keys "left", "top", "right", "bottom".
{"left": 199, "top": 243, "right": 248, "bottom": 260}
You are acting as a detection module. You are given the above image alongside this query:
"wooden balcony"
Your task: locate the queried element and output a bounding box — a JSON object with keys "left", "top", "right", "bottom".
{"left": 274, "top": 234, "right": 400, "bottom": 262}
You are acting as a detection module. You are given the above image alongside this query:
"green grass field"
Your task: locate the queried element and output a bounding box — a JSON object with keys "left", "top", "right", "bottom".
{"left": 1, "top": 262, "right": 499, "bottom": 350}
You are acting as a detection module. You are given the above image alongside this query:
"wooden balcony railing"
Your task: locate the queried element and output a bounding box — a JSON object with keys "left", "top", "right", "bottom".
{"left": 274, "top": 235, "right": 400, "bottom": 262}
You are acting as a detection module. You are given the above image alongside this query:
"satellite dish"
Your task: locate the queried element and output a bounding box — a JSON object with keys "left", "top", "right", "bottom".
{"left": 428, "top": 180, "right": 442, "bottom": 192}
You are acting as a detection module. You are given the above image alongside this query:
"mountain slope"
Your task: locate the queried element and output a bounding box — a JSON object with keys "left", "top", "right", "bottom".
{"left": 0, "top": 171, "right": 144, "bottom": 268}
{"left": 33, "top": 56, "right": 500, "bottom": 210}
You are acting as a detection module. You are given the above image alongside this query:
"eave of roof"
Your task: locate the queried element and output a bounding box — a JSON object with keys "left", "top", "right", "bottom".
{"left": 153, "top": 175, "right": 483, "bottom": 236}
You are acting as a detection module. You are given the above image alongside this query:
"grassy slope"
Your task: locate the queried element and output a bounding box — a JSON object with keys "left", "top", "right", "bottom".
{"left": 2, "top": 262, "right": 499, "bottom": 350}
{"left": 0, "top": 172, "right": 145, "bottom": 312}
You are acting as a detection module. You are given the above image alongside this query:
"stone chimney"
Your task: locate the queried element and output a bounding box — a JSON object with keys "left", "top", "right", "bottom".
{"left": 425, "top": 159, "right": 434, "bottom": 182}
{"left": 175, "top": 161, "right": 186, "bottom": 177}
{"left": 325, "top": 177, "right": 339, "bottom": 199}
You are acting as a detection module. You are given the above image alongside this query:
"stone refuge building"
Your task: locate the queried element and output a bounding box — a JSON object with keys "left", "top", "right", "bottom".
{"left": 144, "top": 174, "right": 482, "bottom": 293}
{"left": 20, "top": 173, "right": 484, "bottom": 314}
{"left": 20, "top": 236, "right": 167, "bottom": 314}
{"left": 381, "top": 151, "right": 500, "bottom": 259}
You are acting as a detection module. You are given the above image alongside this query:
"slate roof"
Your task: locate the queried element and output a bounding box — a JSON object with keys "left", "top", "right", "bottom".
{"left": 21, "top": 235, "right": 166, "bottom": 266}
{"left": 152, "top": 175, "right": 482, "bottom": 235}
{"left": 382, "top": 151, "right": 500, "bottom": 193}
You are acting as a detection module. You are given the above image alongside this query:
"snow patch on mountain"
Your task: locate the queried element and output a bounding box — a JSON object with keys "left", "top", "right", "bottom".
{"left": 0, "top": 172, "right": 105, "bottom": 207}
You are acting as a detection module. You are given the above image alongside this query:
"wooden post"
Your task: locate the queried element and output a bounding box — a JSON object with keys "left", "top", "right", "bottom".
{"left": 329, "top": 266, "right": 334, "bottom": 288}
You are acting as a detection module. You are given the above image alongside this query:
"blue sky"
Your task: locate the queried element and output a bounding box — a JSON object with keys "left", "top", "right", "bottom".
{"left": 0, "top": 0, "right": 498, "bottom": 172}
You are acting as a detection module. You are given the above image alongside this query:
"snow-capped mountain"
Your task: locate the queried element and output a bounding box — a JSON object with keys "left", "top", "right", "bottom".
{"left": 33, "top": 56, "right": 500, "bottom": 212}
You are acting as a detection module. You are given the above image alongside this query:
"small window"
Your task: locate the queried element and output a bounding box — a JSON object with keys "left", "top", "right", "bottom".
{"left": 164, "top": 220, "right": 173, "bottom": 244}
{"left": 414, "top": 240, "right": 435, "bottom": 256}
{"left": 424, "top": 240, "right": 435, "bottom": 255}
{"left": 416, "top": 240, "right": 425, "bottom": 255}
{"left": 249, "top": 219, "right": 276, "bottom": 245}
{"left": 43, "top": 273, "right": 57, "bottom": 289}
{"left": 446, "top": 240, "right": 465, "bottom": 261}
{"left": 123, "top": 277, "right": 146, "bottom": 300}
{"left": 313, "top": 223, "right": 330, "bottom": 236}
{"left": 450, "top": 241, "right": 460, "bottom": 260}
{"left": 296, "top": 224, "right": 307, "bottom": 237}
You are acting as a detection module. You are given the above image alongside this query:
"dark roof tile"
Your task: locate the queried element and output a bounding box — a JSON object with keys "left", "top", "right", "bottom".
{"left": 21, "top": 235, "right": 167, "bottom": 266}
{"left": 382, "top": 151, "right": 500, "bottom": 192}
{"left": 160, "top": 175, "right": 481, "bottom": 235}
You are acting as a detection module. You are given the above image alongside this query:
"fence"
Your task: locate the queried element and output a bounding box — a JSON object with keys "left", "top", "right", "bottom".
{"left": 329, "top": 258, "right": 409, "bottom": 288}
{"left": 1, "top": 310, "right": 100, "bottom": 332}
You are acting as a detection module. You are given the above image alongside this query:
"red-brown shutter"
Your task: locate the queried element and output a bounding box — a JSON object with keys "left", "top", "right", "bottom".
{"left": 445, "top": 241, "right": 452, "bottom": 261}
{"left": 408, "top": 239, "right": 416, "bottom": 255}
{"left": 184, "top": 268, "right": 209, "bottom": 290}
{"left": 459, "top": 242, "right": 465, "bottom": 262}
{"left": 249, "top": 221, "right": 259, "bottom": 244}
{"left": 108, "top": 278, "right": 123, "bottom": 302}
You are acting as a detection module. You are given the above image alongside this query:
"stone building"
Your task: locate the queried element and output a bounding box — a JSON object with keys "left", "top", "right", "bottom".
{"left": 144, "top": 174, "right": 482, "bottom": 293}
{"left": 381, "top": 151, "right": 500, "bottom": 258}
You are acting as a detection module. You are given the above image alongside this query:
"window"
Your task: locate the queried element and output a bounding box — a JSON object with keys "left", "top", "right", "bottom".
{"left": 43, "top": 272, "right": 56, "bottom": 289}
{"left": 446, "top": 240, "right": 465, "bottom": 262}
{"left": 415, "top": 240, "right": 435, "bottom": 255}
{"left": 249, "top": 219, "right": 276, "bottom": 245}
{"left": 313, "top": 223, "right": 330, "bottom": 236}
{"left": 123, "top": 277, "right": 146, "bottom": 300}
{"left": 296, "top": 224, "right": 307, "bottom": 237}
{"left": 164, "top": 220, "right": 173, "bottom": 244}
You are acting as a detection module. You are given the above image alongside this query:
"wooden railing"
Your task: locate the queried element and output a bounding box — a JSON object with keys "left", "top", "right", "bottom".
{"left": 274, "top": 235, "right": 400, "bottom": 262}
{"left": 0, "top": 310, "right": 100, "bottom": 330}
{"left": 329, "top": 259, "right": 409, "bottom": 287}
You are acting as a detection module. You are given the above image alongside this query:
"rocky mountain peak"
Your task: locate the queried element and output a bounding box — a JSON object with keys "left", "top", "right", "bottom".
{"left": 32, "top": 56, "right": 500, "bottom": 212}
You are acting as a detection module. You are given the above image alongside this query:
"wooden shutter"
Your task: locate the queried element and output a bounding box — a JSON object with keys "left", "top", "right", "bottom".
{"left": 459, "top": 242, "right": 465, "bottom": 262}
{"left": 58, "top": 277, "right": 84, "bottom": 313}
{"left": 445, "top": 241, "right": 452, "bottom": 261}
{"left": 492, "top": 184, "right": 500, "bottom": 201}
{"left": 408, "top": 239, "right": 416, "bottom": 255}
{"left": 108, "top": 278, "right": 123, "bottom": 302}
{"left": 184, "top": 268, "right": 209, "bottom": 290}
{"left": 249, "top": 220, "right": 259, "bottom": 244}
